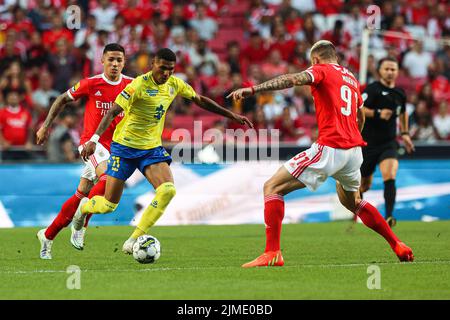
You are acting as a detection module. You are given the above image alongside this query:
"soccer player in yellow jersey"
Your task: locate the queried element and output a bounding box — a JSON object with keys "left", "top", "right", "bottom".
{"left": 74, "top": 48, "right": 253, "bottom": 253}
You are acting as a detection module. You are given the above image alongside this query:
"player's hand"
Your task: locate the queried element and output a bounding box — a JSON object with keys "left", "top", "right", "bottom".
{"left": 232, "top": 113, "right": 254, "bottom": 128}
{"left": 402, "top": 134, "right": 415, "bottom": 154}
{"left": 380, "top": 109, "right": 393, "bottom": 121}
{"left": 36, "top": 126, "right": 49, "bottom": 145}
{"left": 226, "top": 87, "right": 253, "bottom": 100}
{"left": 81, "top": 141, "right": 97, "bottom": 161}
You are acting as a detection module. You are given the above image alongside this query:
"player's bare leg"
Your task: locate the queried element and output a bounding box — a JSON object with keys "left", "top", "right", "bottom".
{"left": 71, "top": 161, "right": 108, "bottom": 250}
{"left": 242, "top": 166, "right": 306, "bottom": 268}
{"left": 336, "top": 181, "right": 413, "bottom": 262}
{"left": 379, "top": 158, "right": 399, "bottom": 227}
{"left": 123, "top": 162, "right": 176, "bottom": 254}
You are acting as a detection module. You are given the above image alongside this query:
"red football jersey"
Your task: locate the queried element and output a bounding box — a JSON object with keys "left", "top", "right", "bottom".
{"left": 305, "top": 63, "right": 366, "bottom": 149}
{"left": 0, "top": 106, "right": 32, "bottom": 145}
{"left": 67, "top": 73, "right": 133, "bottom": 150}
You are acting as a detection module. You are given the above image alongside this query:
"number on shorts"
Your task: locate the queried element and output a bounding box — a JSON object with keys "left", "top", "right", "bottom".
{"left": 110, "top": 156, "right": 121, "bottom": 172}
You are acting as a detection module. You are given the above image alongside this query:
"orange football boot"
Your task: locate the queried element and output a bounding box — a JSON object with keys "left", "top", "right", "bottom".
{"left": 242, "top": 250, "right": 284, "bottom": 268}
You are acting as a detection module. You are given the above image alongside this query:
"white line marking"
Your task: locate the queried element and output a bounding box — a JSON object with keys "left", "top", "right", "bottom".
{"left": 2, "top": 260, "right": 450, "bottom": 274}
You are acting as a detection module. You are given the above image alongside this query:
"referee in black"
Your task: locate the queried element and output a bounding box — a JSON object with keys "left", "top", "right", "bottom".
{"left": 359, "top": 57, "right": 415, "bottom": 227}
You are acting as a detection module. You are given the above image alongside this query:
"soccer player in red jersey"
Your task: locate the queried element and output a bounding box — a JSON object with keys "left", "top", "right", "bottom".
{"left": 228, "top": 40, "right": 414, "bottom": 267}
{"left": 35, "top": 43, "right": 133, "bottom": 259}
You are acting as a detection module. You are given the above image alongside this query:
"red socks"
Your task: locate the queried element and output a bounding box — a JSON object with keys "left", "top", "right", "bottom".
{"left": 264, "top": 194, "right": 285, "bottom": 252}
{"left": 356, "top": 200, "right": 399, "bottom": 249}
{"left": 84, "top": 174, "right": 107, "bottom": 227}
{"left": 45, "top": 189, "right": 87, "bottom": 240}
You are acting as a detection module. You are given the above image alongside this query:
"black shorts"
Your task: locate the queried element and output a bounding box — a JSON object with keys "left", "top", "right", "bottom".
{"left": 360, "top": 140, "right": 398, "bottom": 178}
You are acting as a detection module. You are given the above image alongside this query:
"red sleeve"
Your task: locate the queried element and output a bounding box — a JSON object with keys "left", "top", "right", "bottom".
{"left": 305, "top": 65, "right": 326, "bottom": 86}
{"left": 67, "top": 78, "right": 89, "bottom": 100}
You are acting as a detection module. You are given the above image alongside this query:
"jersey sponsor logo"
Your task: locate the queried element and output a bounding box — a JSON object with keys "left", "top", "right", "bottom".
{"left": 154, "top": 105, "right": 165, "bottom": 120}
{"left": 146, "top": 89, "right": 159, "bottom": 97}
{"left": 95, "top": 90, "right": 102, "bottom": 96}
{"left": 71, "top": 82, "right": 80, "bottom": 93}
{"left": 382, "top": 91, "right": 389, "bottom": 95}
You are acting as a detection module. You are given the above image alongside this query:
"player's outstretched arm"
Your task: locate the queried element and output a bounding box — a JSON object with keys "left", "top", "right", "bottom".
{"left": 193, "top": 95, "right": 254, "bottom": 128}
{"left": 36, "top": 92, "right": 73, "bottom": 145}
{"left": 81, "top": 103, "right": 123, "bottom": 161}
{"left": 227, "top": 71, "right": 313, "bottom": 100}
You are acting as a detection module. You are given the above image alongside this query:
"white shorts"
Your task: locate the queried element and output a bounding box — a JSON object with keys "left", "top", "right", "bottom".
{"left": 77, "top": 142, "right": 110, "bottom": 181}
{"left": 284, "top": 143, "right": 363, "bottom": 192}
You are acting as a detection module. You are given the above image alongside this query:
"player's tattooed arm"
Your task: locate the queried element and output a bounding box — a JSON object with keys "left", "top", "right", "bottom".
{"left": 81, "top": 103, "right": 123, "bottom": 161}
{"left": 193, "top": 95, "right": 253, "bottom": 128}
{"left": 254, "top": 71, "right": 313, "bottom": 93}
{"left": 36, "top": 92, "right": 73, "bottom": 145}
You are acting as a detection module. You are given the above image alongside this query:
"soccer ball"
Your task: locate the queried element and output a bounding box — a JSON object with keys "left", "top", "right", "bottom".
{"left": 132, "top": 235, "right": 161, "bottom": 264}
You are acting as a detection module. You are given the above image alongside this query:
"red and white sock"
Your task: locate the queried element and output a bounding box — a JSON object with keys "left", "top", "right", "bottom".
{"left": 264, "top": 194, "right": 285, "bottom": 252}
{"left": 355, "top": 200, "right": 399, "bottom": 249}
{"left": 84, "top": 174, "right": 107, "bottom": 227}
{"left": 45, "top": 189, "right": 87, "bottom": 240}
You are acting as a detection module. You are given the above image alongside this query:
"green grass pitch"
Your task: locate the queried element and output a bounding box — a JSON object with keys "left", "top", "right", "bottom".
{"left": 1, "top": 221, "right": 449, "bottom": 299}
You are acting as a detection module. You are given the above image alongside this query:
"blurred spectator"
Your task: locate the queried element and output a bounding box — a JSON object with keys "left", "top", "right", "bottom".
{"left": 273, "top": 106, "right": 303, "bottom": 142}
{"left": 241, "top": 31, "right": 269, "bottom": 65}
{"left": 189, "top": 2, "right": 218, "bottom": 41}
{"left": 402, "top": 41, "right": 433, "bottom": 79}
{"left": 165, "top": 3, "right": 190, "bottom": 31}
{"left": 120, "top": 0, "right": 151, "bottom": 27}
{"left": 74, "top": 14, "right": 98, "bottom": 49}
{"left": 48, "top": 39, "right": 77, "bottom": 93}
{"left": 91, "top": 0, "right": 118, "bottom": 32}
{"left": 269, "top": 23, "right": 296, "bottom": 61}
{"left": 25, "top": 31, "right": 49, "bottom": 70}
{"left": 411, "top": 100, "right": 441, "bottom": 142}
{"left": 384, "top": 15, "right": 413, "bottom": 52}
{"left": 295, "top": 13, "right": 319, "bottom": 45}
{"left": 209, "top": 62, "right": 232, "bottom": 106}
{"left": 224, "top": 72, "right": 257, "bottom": 115}
{"left": 261, "top": 49, "right": 288, "bottom": 78}
{"left": 433, "top": 101, "right": 450, "bottom": 140}
{"left": 321, "top": 20, "right": 352, "bottom": 51}
{"left": 0, "top": 61, "right": 33, "bottom": 103}
{"left": 226, "top": 41, "right": 243, "bottom": 75}
{"left": 32, "top": 71, "right": 59, "bottom": 119}
{"left": 344, "top": 5, "right": 366, "bottom": 47}
{"left": 42, "top": 14, "right": 74, "bottom": 53}
{"left": 380, "top": 1, "right": 396, "bottom": 30}
{"left": 6, "top": 5, "right": 35, "bottom": 40}
{"left": 0, "top": 88, "right": 33, "bottom": 158}
{"left": 47, "top": 109, "right": 77, "bottom": 162}
{"left": 189, "top": 39, "right": 219, "bottom": 77}
{"left": 427, "top": 2, "right": 450, "bottom": 38}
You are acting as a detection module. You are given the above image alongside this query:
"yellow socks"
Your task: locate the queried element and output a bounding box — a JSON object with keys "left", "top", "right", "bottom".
{"left": 131, "top": 182, "right": 176, "bottom": 239}
{"left": 81, "top": 196, "right": 118, "bottom": 214}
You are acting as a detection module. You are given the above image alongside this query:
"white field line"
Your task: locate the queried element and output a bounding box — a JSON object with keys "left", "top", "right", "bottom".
{"left": 2, "top": 260, "right": 450, "bottom": 275}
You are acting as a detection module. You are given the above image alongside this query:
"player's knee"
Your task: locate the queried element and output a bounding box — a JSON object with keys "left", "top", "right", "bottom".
{"left": 263, "top": 180, "right": 277, "bottom": 195}
{"left": 157, "top": 182, "right": 176, "bottom": 201}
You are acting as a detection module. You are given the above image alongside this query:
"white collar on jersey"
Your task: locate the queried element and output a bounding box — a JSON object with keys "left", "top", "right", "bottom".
{"left": 102, "top": 73, "right": 122, "bottom": 85}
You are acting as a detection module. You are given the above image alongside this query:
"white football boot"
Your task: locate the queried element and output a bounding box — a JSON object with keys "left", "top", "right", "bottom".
{"left": 72, "top": 197, "right": 89, "bottom": 231}
{"left": 122, "top": 238, "right": 137, "bottom": 254}
{"left": 70, "top": 225, "right": 86, "bottom": 250}
{"left": 37, "top": 229, "right": 53, "bottom": 260}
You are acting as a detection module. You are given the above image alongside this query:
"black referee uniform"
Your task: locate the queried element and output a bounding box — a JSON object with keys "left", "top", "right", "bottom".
{"left": 361, "top": 81, "right": 406, "bottom": 220}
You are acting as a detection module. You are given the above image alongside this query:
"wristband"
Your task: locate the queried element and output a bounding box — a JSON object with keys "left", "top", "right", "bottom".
{"left": 250, "top": 86, "right": 255, "bottom": 95}
{"left": 89, "top": 134, "right": 100, "bottom": 144}
{"left": 374, "top": 109, "right": 381, "bottom": 120}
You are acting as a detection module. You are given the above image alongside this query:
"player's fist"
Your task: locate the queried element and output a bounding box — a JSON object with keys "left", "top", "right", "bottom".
{"left": 81, "top": 141, "right": 96, "bottom": 161}
{"left": 226, "top": 87, "right": 253, "bottom": 100}
{"left": 401, "top": 134, "right": 415, "bottom": 154}
{"left": 36, "top": 126, "right": 49, "bottom": 145}
{"left": 380, "top": 109, "right": 393, "bottom": 121}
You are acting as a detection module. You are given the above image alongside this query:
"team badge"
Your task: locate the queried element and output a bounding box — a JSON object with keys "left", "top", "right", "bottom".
{"left": 169, "top": 86, "right": 175, "bottom": 96}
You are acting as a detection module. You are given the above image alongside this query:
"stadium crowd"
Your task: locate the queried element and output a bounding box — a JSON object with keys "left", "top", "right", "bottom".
{"left": 0, "top": 0, "right": 449, "bottom": 161}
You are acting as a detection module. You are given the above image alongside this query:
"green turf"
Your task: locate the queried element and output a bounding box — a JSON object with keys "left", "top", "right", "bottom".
{"left": 0, "top": 221, "right": 449, "bottom": 299}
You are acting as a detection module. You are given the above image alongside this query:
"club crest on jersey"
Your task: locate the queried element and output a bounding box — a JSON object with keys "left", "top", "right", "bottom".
{"left": 146, "top": 89, "right": 159, "bottom": 97}
{"left": 154, "top": 105, "right": 165, "bottom": 120}
{"left": 71, "top": 82, "right": 80, "bottom": 93}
